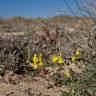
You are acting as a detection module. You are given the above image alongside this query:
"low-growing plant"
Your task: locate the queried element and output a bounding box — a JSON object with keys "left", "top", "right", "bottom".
{"left": 52, "top": 71, "right": 75, "bottom": 87}
{"left": 69, "top": 55, "right": 96, "bottom": 96}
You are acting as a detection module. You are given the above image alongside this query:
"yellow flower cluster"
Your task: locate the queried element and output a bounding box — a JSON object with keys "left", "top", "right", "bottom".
{"left": 31, "top": 49, "right": 82, "bottom": 70}
{"left": 71, "top": 49, "right": 81, "bottom": 62}
{"left": 52, "top": 53, "right": 65, "bottom": 64}
{"left": 32, "top": 53, "right": 44, "bottom": 69}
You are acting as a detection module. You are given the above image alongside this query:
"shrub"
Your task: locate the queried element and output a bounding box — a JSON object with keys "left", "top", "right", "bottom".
{"left": 70, "top": 55, "right": 96, "bottom": 96}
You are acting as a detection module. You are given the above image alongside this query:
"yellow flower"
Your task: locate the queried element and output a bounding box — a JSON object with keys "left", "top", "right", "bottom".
{"left": 52, "top": 55, "right": 59, "bottom": 63}
{"left": 39, "top": 53, "right": 44, "bottom": 62}
{"left": 72, "top": 55, "right": 76, "bottom": 62}
{"left": 32, "top": 63, "right": 38, "bottom": 69}
{"left": 76, "top": 49, "right": 81, "bottom": 56}
{"left": 58, "top": 56, "right": 65, "bottom": 64}
{"left": 64, "top": 70, "right": 71, "bottom": 78}
{"left": 33, "top": 54, "right": 39, "bottom": 63}
{"left": 39, "top": 62, "right": 44, "bottom": 68}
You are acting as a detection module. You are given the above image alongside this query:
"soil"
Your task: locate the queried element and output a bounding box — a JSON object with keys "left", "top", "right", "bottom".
{"left": 0, "top": 75, "right": 68, "bottom": 96}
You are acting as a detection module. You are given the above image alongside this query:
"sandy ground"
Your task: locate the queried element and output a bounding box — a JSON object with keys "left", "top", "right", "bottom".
{"left": 0, "top": 76, "right": 68, "bottom": 96}
{"left": 0, "top": 32, "right": 26, "bottom": 38}
{"left": 0, "top": 63, "right": 83, "bottom": 96}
